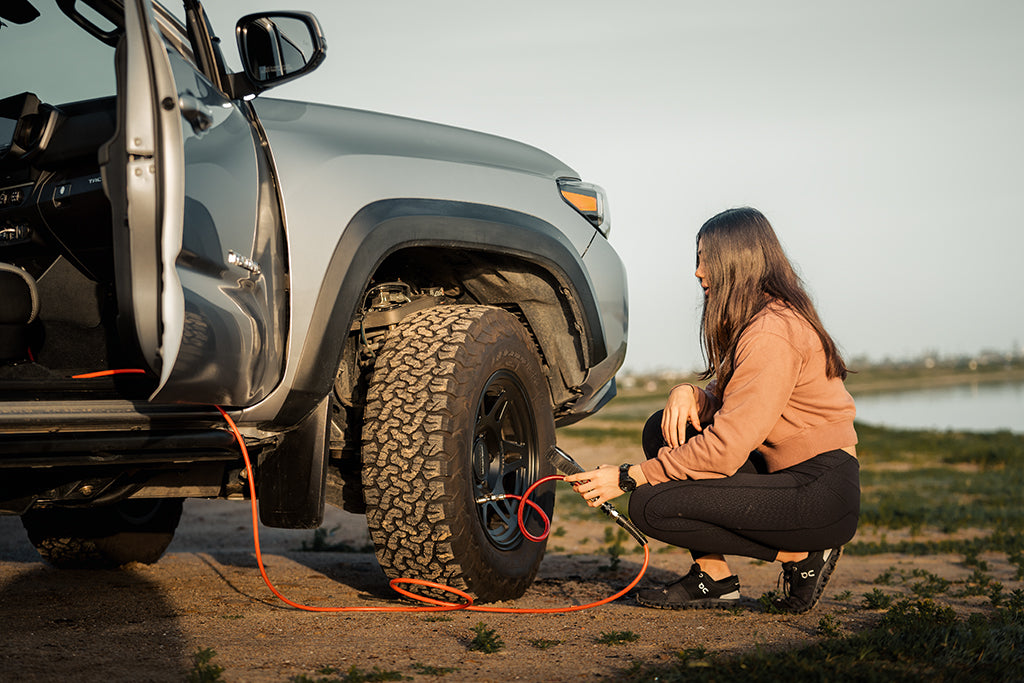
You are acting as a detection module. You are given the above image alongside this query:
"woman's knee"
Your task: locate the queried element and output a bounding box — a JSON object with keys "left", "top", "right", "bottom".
{"left": 642, "top": 411, "right": 665, "bottom": 460}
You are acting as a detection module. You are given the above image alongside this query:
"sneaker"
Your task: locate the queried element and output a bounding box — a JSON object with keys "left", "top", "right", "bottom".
{"left": 636, "top": 563, "right": 741, "bottom": 610}
{"left": 773, "top": 547, "right": 842, "bottom": 614}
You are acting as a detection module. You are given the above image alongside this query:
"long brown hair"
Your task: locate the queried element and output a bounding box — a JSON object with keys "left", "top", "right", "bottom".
{"left": 696, "top": 207, "right": 848, "bottom": 394}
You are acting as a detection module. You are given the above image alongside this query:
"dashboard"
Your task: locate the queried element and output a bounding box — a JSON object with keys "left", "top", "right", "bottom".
{"left": 0, "top": 92, "right": 117, "bottom": 282}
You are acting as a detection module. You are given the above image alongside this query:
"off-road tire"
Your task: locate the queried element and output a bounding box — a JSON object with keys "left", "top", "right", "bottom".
{"left": 362, "top": 305, "right": 555, "bottom": 602}
{"left": 21, "top": 498, "right": 184, "bottom": 569}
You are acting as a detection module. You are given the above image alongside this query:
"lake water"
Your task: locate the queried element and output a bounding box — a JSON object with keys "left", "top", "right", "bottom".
{"left": 853, "top": 381, "right": 1024, "bottom": 434}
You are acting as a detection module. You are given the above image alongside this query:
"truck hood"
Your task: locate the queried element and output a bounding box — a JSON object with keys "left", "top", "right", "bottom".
{"left": 251, "top": 98, "right": 578, "bottom": 180}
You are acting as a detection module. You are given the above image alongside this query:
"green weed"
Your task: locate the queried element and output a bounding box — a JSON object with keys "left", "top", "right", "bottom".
{"left": 467, "top": 622, "right": 504, "bottom": 653}
{"left": 816, "top": 614, "right": 843, "bottom": 638}
{"left": 600, "top": 527, "right": 628, "bottom": 571}
{"left": 527, "top": 638, "right": 562, "bottom": 650}
{"left": 872, "top": 566, "right": 900, "bottom": 585}
{"left": 1009, "top": 549, "right": 1024, "bottom": 580}
{"left": 953, "top": 567, "right": 998, "bottom": 597}
{"left": 674, "top": 647, "right": 709, "bottom": 664}
{"left": 596, "top": 630, "right": 640, "bottom": 645}
{"left": 861, "top": 588, "right": 893, "bottom": 610}
{"left": 909, "top": 569, "right": 952, "bottom": 597}
{"left": 290, "top": 665, "right": 407, "bottom": 682}
{"left": 186, "top": 648, "right": 224, "bottom": 683}
{"left": 410, "top": 663, "right": 458, "bottom": 677}
{"left": 757, "top": 591, "right": 783, "bottom": 614}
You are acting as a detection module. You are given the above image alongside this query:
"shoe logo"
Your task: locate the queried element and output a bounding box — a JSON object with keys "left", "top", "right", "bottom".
{"left": 698, "top": 582, "right": 709, "bottom": 594}
{"left": 800, "top": 570, "right": 816, "bottom": 579}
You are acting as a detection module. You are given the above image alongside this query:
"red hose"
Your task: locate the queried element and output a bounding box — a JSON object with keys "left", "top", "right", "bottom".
{"left": 71, "top": 368, "right": 147, "bottom": 379}
{"left": 213, "top": 406, "right": 650, "bottom": 614}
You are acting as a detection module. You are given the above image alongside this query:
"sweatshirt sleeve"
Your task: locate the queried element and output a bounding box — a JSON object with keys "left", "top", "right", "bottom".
{"left": 639, "top": 325, "right": 803, "bottom": 483}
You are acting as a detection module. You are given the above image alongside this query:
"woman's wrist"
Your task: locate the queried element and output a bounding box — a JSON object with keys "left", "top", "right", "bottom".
{"left": 629, "top": 464, "right": 648, "bottom": 487}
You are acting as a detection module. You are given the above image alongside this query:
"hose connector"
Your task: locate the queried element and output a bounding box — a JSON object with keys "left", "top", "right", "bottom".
{"left": 475, "top": 492, "right": 508, "bottom": 504}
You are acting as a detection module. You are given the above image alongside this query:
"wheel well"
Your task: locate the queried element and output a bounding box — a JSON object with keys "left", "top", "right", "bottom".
{"left": 363, "top": 246, "right": 588, "bottom": 405}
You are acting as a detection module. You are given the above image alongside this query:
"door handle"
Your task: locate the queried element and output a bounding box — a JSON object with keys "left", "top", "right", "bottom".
{"left": 178, "top": 94, "right": 213, "bottom": 134}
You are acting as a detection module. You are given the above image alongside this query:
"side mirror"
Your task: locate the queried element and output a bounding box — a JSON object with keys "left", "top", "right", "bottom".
{"left": 234, "top": 11, "right": 326, "bottom": 97}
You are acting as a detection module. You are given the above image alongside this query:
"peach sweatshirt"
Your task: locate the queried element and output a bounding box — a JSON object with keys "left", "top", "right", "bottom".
{"left": 640, "top": 301, "right": 857, "bottom": 484}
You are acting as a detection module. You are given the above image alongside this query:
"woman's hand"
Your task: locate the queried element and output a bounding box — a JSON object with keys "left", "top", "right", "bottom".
{"left": 662, "top": 384, "right": 703, "bottom": 447}
{"left": 564, "top": 465, "right": 627, "bottom": 507}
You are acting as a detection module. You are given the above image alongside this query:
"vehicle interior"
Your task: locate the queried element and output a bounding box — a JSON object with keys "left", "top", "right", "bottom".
{"left": 0, "top": 2, "right": 154, "bottom": 399}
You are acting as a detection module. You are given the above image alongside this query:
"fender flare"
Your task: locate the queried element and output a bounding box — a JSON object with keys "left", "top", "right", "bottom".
{"left": 273, "top": 198, "right": 607, "bottom": 425}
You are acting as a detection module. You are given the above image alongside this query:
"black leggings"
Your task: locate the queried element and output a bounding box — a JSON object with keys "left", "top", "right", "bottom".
{"left": 627, "top": 411, "right": 860, "bottom": 562}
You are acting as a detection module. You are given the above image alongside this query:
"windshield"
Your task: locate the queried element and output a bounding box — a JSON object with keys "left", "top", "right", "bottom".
{"left": 0, "top": 115, "right": 16, "bottom": 155}
{"left": 0, "top": 1, "right": 117, "bottom": 105}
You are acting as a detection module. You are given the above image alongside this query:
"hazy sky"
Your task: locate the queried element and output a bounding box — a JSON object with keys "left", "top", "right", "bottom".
{"left": 203, "top": 1, "right": 1024, "bottom": 372}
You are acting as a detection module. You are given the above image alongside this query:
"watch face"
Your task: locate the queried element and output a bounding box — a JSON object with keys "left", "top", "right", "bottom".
{"left": 619, "top": 465, "right": 636, "bottom": 492}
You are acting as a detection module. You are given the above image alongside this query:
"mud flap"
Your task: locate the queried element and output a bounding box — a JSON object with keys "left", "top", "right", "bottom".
{"left": 257, "top": 396, "right": 328, "bottom": 529}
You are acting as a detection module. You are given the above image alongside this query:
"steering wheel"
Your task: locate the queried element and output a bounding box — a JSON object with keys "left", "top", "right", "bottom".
{"left": 0, "top": 92, "right": 58, "bottom": 165}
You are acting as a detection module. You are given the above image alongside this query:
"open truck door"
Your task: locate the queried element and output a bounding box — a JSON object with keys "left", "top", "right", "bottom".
{"left": 104, "top": 0, "right": 285, "bottom": 407}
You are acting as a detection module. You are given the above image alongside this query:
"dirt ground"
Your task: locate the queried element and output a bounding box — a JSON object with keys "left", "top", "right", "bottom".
{"left": 1, "top": 437, "right": 1018, "bottom": 682}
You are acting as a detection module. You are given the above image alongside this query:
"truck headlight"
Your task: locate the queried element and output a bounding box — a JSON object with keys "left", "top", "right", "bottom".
{"left": 557, "top": 179, "right": 609, "bottom": 237}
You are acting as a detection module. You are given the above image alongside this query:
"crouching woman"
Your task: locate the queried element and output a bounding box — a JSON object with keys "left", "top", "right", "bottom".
{"left": 566, "top": 207, "right": 859, "bottom": 613}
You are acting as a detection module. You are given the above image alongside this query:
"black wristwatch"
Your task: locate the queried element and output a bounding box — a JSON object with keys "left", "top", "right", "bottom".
{"left": 618, "top": 463, "right": 637, "bottom": 493}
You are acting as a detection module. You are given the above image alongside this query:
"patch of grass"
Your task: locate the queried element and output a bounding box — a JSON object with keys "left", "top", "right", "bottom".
{"left": 554, "top": 486, "right": 593, "bottom": 522}
{"left": 1010, "top": 549, "right": 1024, "bottom": 581}
{"left": 862, "top": 588, "right": 894, "bottom": 610}
{"left": 953, "top": 567, "right": 999, "bottom": 598}
{"left": 847, "top": 531, "right": 1024, "bottom": 557}
{"left": 291, "top": 666, "right": 408, "bottom": 682}
{"left": 186, "top": 648, "right": 224, "bottom": 683}
{"left": 909, "top": 569, "right": 952, "bottom": 598}
{"left": 872, "top": 566, "right": 900, "bottom": 585}
{"left": 557, "top": 424, "right": 639, "bottom": 445}
{"left": 527, "top": 638, "right": 562, "bottom": 650}
{"left": 556, "top": 388, "right": 1024, "bottom": 680}
{"left": 596, "top": 630, "right": 639, "bottom": 645}
{"left": 816, "top": 614, "right": 843, "bottom": 638}
{"left": 410, "top": 663, "right": 458, "bottom": 677}
{"left": 757, "top": 591, "right": 783, "bottom": 614}
{"left": 600, "top": 527, "right": 628, "bottom": 572}
{"left": 467, "top": 622, "right": 504, "bottom": 654}
{"left": 422, "top": 615, "right": 453, "bottom": 623}
{"left": 962, "top": 547, "right": 988, "bottom": 570}
{"left": 614, "top": 596, "right": 1024, "bottom": 682}
{"left": 674, "top": 647, "right": 709, "bottom": 664}
{"left": 854, "top": 424, "right": 1024, "bottom": 533}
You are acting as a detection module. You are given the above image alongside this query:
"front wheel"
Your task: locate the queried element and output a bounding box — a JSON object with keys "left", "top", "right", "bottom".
{"left": 361, "top": 305, "right": 555, "bottom": 602}
{"left": 21, "top": 498, "right": 184, "bottom": 569}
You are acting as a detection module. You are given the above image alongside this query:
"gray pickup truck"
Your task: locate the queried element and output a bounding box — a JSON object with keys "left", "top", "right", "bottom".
{"left": 0, "top": 0, "right": 627, "bottom": 602}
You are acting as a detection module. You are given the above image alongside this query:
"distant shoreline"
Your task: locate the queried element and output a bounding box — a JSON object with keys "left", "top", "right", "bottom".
{"left": 844, "top": 366, "right": 1024, "bottom": 396}
{"left": 619, "top": 364, "right": 1024, "bottom": 400}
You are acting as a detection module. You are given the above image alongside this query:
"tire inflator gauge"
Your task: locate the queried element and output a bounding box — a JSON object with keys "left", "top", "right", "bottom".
{"left": 546, "top": 446, "right": 648, "bottom": 546}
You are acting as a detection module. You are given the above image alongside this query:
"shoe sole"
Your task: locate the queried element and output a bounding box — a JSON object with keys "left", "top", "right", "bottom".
{"left": 788, "top": 547, "right": 842, "bottom": 614}
{"left": 636, "top": 592, "right": 741, "bottom": 610}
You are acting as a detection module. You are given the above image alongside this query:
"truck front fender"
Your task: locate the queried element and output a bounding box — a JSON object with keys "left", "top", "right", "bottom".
{"left": 270, "top": 198, "right": 608, "bottom": 427}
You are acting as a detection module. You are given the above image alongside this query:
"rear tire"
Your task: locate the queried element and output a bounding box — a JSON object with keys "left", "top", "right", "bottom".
{"left": 362, "top": 305, "right": 555, "bottom": 602}
{"left": 21, "top": 498, "right": 184, "bottom": 568}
